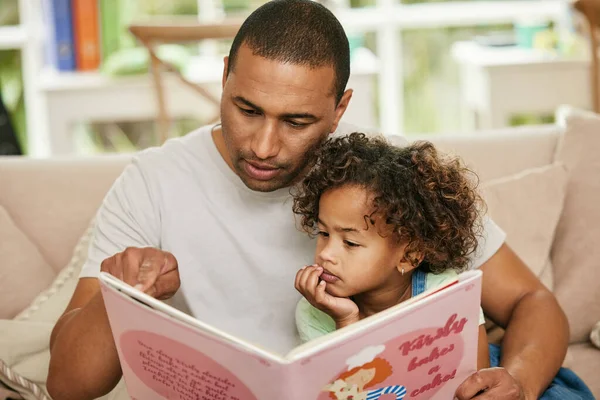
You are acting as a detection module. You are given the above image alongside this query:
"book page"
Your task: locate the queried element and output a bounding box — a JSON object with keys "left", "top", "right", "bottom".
{"left": 285, "top": 270, "right": 482, "bottom": 400}
{"left": 100, "top": 273, "right": 289, "bottom": 399}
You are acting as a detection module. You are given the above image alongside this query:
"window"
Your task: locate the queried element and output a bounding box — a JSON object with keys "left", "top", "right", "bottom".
{"left": 0, "top": 0, "right": 19, "bottom": 25}
{"left": 6, "top": 0, "right": 568, "bottom": 155}
{"left": 402, "top": 23, "right": 514, "bottom": 133}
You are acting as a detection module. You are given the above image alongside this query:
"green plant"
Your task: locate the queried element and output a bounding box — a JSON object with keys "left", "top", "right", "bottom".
{"left": 0, "top": 2, "right": 26, "bottom": 152}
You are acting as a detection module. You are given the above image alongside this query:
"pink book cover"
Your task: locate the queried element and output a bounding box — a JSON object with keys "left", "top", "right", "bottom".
{"left": 99, "top": 269, "right": 482, "bottom": 400}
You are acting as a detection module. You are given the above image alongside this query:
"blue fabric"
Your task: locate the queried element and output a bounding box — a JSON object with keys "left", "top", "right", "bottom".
{"left": 411, "top": 268, "right": 427, "bottom": 297}
{"left": 488, "top": 344, "right": 595, "bottom": 399}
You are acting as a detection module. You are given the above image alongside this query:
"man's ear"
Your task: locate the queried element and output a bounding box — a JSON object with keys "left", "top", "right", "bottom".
{"left": 222, "top": 56, "right": 229, "bottom": 89}
{"left": 330, "top": 89, "right": 353, "bottom": 133}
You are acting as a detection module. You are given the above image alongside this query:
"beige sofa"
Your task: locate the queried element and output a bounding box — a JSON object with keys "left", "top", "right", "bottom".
{"left": 0, "top": 108, "right": 599, "bottom": 399}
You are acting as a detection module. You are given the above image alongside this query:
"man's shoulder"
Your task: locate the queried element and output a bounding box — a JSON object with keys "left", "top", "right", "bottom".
{"left": 334, "top": 121, "right": 409, "bottom": 147}
{"left": 134, "top": 125, "right": 214, "bottom": 170}
{"left": 118, "top": 124, "right": 218, "bottom": 193}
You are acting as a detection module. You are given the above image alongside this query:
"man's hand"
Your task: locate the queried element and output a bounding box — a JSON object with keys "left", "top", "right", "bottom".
{"left": 455, "top": 368, "right": 529, "bottom": 400}
{"left": 295, "top": 265, "right": 359, "bottom": 328}
{"left": 101, "top": 247, "right": 180, "bottom": 300}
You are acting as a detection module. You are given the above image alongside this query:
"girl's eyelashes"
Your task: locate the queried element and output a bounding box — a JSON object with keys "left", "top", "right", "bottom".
{"left": 317, "top": 231, "right": 361, "bottom": 247}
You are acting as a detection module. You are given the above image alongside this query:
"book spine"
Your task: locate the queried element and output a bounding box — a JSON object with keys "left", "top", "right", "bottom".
{"left": 46, "top": 0, "right": 76, "bottom": 71}
{"left": 100, "top": 0, "right": 120, "bottom": 62}
{"left": 72, "top": 0, "right": 101, "bottom": 71}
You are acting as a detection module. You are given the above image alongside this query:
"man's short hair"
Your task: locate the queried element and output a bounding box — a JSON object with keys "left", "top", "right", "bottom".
{"left": 227, "top": 0, "right": 350, "bottom": 103}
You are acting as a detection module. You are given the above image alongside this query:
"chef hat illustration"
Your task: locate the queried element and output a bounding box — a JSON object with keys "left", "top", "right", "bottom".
{"left": 345, "top": 345, "right": 386, "bottom": 370}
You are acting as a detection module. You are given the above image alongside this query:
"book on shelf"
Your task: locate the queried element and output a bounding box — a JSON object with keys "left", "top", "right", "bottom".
{"left": 72, "top": 0, "right": 101, "bottom": 71}
{"left": 42, "top": 0, "right": 76, "bottom": 71}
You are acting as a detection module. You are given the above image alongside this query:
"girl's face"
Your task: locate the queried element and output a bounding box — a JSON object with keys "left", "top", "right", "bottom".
{"left": 315, "top": 185, "right": 409, "bottom": 299}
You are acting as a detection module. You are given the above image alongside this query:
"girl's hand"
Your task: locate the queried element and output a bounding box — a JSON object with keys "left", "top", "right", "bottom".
{"left": 295, "top": 265, "right": 360, "bottom": 329}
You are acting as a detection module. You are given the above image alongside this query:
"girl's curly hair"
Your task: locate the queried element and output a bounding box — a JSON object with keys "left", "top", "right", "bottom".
{"left": 292, "top": 132, "right": 484, "bottom": 273}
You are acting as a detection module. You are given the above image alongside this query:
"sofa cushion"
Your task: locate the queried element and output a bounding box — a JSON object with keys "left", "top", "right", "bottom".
{"left": 552, "top": 108, "right": 600, "bottom": 343}
{"left": 0, "top": 156, "right": 130, "bottom": 272}
{"left": 0, "top": 218, "right": 130, "bottom": 400}
{"left": 0, "top": 205, "right": 55, "bottom": 320}
{"left": 13, "top": 219, "right": 94, "bottom": 323}
{"left": 477, "top": 163, "right": 569, "bottom": 345}
{"left": 0, "top": 322, "right": 52, "bottom": 400}
{"left": 566, "top": 343, "right": 600, "bottom": 398}
{"left": 0, "top": 220, "right": 94, "bottom": 399}
{"left": 423, "top": 125, "right": 561, "bottom": 181}
{"left": 481, "top": 163, "right": 568, "bottom": 287}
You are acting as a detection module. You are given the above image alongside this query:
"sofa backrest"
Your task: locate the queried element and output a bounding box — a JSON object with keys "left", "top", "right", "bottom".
{"left": 0, "top": 125, "right": 562, "bottom": 273}
{"left": 0, "top": 155, "right": 131, "bottom": 272}
{"left": 418, "top": 125, "right": 562, "bottom": 182}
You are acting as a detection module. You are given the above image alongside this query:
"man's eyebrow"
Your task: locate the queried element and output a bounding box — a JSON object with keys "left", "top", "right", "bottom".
{"left": 282, "top": 112, "right": 318, "bottom": 120}
{"left": 233, "top": 96, "right": 317, "bottom": 121}
{"left": 233, "top": 96, "right": 264, "bottom": 113}
{"left": 318, "top": 218, "right": 360, "bottom": 233}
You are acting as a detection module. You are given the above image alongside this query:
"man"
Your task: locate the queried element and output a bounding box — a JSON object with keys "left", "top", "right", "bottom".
{"left": 47, "top": 1, "right": 570, "bottom": 399}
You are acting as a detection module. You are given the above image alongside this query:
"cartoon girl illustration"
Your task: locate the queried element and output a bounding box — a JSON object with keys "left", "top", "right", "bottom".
{"left": 323, "top": 357, "right": 407, "bottom": 400}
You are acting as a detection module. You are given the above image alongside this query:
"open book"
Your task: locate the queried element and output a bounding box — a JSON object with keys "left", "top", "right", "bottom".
{"left": 99, "top": 269, "right": 482, "bottom": 400}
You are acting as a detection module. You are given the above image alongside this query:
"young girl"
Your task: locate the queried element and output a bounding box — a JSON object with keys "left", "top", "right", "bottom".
{"left": 292, "top": 132, "right": 490, "bottom": 370}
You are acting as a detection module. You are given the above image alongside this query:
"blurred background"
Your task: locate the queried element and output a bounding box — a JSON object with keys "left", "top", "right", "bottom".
{"left": 0, "top": 0, "right": 592, "bottom": 156}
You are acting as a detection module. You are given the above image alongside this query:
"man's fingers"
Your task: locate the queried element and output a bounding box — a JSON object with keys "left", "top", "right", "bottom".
{"left": 122, "top": 248, "right": 142, "bottom": 285}
{"left": 455, "top": 370, "right": 492, "bottom": 400}
{"left": 100, "top": 247, "right": 181, "bottom": 300}
{"left": 135, "top": 256, "right": 163, "bottom": 291}
{"left": 100, "top": 256, "right": 122, "bottom": 281}
{"left": 161, "top": 252, "right": 178, "bottom": 274}
{"left": 457, "top": 386, "right": 519, "bottom": 400}
{"left": 153, "top": 269, "right": 181, "bottom": 300}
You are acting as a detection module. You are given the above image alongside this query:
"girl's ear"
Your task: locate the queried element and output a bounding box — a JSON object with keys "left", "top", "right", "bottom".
{"left": 396, "top": 245, "right": 423, "bottom": 275}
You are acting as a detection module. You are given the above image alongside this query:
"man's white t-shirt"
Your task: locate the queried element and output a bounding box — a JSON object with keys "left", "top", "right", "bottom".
{"left": 80, "top": 123, "right": 506, "bottom": 355}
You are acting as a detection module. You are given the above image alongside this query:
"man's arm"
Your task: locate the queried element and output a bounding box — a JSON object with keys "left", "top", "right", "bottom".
{"left": 456, "top": 243, "right": 569, "bottom": 399}
{"left": 477, "top": 325, "right": 490, "bottom": 370}
{"left": 46, "top": 157, "right": 169, "bottom": 399}
{"left": 47, "top": 279, "right": 122, "bottom": 400}
{"left": 47, "top": 248, "right": 180, "bottom": 400}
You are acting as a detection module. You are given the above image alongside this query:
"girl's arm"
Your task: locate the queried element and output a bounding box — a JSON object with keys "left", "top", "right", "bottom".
{"left": 477, "top": 324, "right": 490, "bottom": 370}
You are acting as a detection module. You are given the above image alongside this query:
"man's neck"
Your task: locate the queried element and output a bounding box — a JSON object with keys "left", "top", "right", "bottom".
{"left": 211, "top": 125, "right": 236, "bottom": 173}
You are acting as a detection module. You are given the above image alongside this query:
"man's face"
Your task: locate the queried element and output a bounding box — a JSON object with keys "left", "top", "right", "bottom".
{"left": 217, "top": 44, "right": 352, "bottom": 192}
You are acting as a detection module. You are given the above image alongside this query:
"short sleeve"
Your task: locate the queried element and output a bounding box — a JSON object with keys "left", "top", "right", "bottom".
{"left": 468, "top": 215, "right": 506, "bottom": 270}
{"left": 79, "top": 156, "right": 161, "bottom": 278}
{"left": 295, "top": 297, "right": 336, "bottom": 343}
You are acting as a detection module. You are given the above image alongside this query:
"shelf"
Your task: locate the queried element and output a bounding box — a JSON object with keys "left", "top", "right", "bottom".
{"left": 452, "top": 41, "right": 589, "bottom": 68}
{"left": 0, "top": 25, "right": 26, "bottom": 50}
{"left": 394, "top": 0, "right": 566, "bottom": 29}
{"left": 39, "top": 50, "right": 380, "bottom": 92}
{"left": 338, "top": 0, "right": 565, "bottom": 31}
